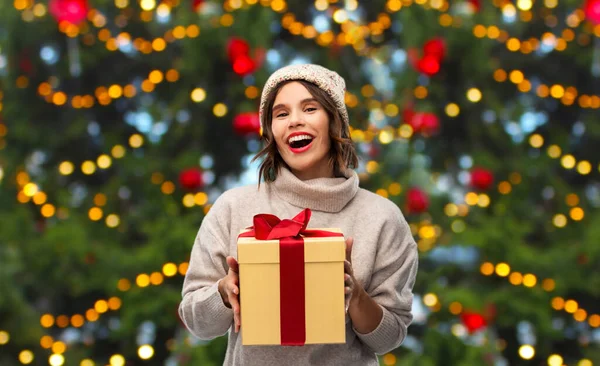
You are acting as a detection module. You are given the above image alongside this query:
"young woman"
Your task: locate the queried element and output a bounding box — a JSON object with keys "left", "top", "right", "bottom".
{"left": 179, "top": 64, "right": 419, "bottom": 365}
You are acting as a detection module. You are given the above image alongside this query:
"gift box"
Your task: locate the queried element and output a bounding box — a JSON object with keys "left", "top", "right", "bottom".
{"left": 237, "top": 208, "right": 346, "bottom": 346}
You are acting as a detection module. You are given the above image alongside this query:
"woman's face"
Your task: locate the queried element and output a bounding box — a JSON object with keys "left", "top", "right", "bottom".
{"left": 271, "top": 81, "right": 332, "bottom": 180}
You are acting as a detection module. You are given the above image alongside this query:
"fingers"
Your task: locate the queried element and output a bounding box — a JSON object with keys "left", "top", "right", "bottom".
{"left": 228, "top": 291, "right": 241, "bottom": 333}
{"left": 344, "top": 260, "right": 354, "bottom": 277}
{"left": 345, "top": 237, "right": 353, "bottom": 264}
{"left": 344, "top": 273, "right": 354, "bottom": 295}
{"left": 226, "top": 256, "right": 239, "bottom": 273}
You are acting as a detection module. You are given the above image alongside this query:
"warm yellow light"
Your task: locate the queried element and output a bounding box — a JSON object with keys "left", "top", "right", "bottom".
{"left": 465, "top": 192, "right": 479, "bottom": 206}
{"left": 88, "top": 207, "right": 103, "bottom": 221}
{"left": 365, "top": 161, "right": 379, "bottom": 174}
{"left": 574, "top": 308, "right": 587, "bottom": 322}
{"left": 552, "top": 297, "right": 565, "bottom": 310}
{"left": 378, "top": 129, "right": 394, "bottom": 144}
{"left": 161, "top": 181, "right": 175, "bottom": 194}
{"left": 49, "top": 354, "right": 65, "bottom": 366}
{"left": 314, "top": 0, "right": 328, "bottom": 11}
{"left": 509, "top": 70, "right": 524, "bottom": 84}
{"left": 190, "top": 88, "right": 206, "bottom": 103}
{"left": 552, "top": 214, "right": 567, "bottom": 228}
{"left": 495, "top": 263, "right": 510, "bottom": 277}
{"left": 40, "top": 314, "right": 55, "bottom": 328}
{"left": 71, "top": 314, "right": 84, "bottom": 328}
{"left": 570, "top": 207, "right": 584, "bottom": 221}
{"left": 547, "top": 355, "right": 563, "bottom": 366}
{"left": 388, "top": 183, "right": 402, "bottom": 196}
{"left": 332, "top": 9, "right": 348, "bottom": 23}
{"left": 423, "top": 293, "right": 438, "bottom": 307}
{"left": 23, "top": 183, "right": 39, "bottom": 197}
{"left": 449, "top": 301, "right": 462, "bottom": 314}
{"left": 523, "top": 274, "right": 537, "bottom": 287}
{"left": 529, "top": 134, "right": 544, "bottom": 148}
{"left": 382, "top": 353, "right": 396, "bottom": 365}
{"left": 560, "top": 154, "right": 576, "bottom": 169}
{"left": 40, "top": 335, "right": 53, "bottom": 348}
{"left": 509, "top": 272, "right": 523, "bottom": 285}
{"left": 140, "top": 0, "right": 155, "bottom": 11}
{"left": 111, "top": 145, "right": 126, "bottom": 158}
{"left": 589, "top": 315, "right": 600, "bottom": 328}
{"left": 398, "top": 124, "right": 413, "bottom": 139}
{"left": 138, "top": 345, "right": 155, "bottom": 360}
{"left": 542, "top": 278, "right": 555, "bottom": 291}
{"left": 97, "top": 154, "right": 112, "bottom": 169}
{"left": 445, "top": 103, "right": 460, "bottom": 117}
{"left": 477, "top": 194, "right": 490, "bottom": 207}
{"left": 108, "top": 297, "right": 122, "bottom": 310}
{"left": 179, "top": 262, "right": 189, "bottom": 275}
{"left": 578, "top": 359, "right": 593, "bottom": 366}
{"left": 194, "top": 192, "right": 208, "bottom": 205}
{"left": 163, "top": 262, "right": 178, "bottom": 277}
{"left": 129, "top": 134, "right": 143, "bottom": 148}
{"left": 547, "top": 145, "right": 561, "bottom": 158}
{"left": 109, "top": 354, "right": 125, "bottom": 366}
{"left": 85, "top": 309, "right": 99, "bottom": 322}
{"left": 516, "top": 0, "right": 532, "bottom": 11}
{"left": 577, "top": 160, "right": 591, "bottom": 174}
{"left": 81, "top": 161, "right": 96, "bottom": 175}
{"left": 136, "top": 274, "right": 150, "bottom": 287}
{"left": 108, "top": 85, "right": 123, "bottom": 99}
{"left": 213, "top": 103, "right": 227, "bottom": 117}
{"left": 0, "top": 331, "right": 9, "bottom": 345}
{"left": 148, "top": 70, "right": 164, "bottom": 84}
{"left": 494, "top": 69, "right": 507, "bottom": 82}
{"left": 52, "top": 341, "right": 66, "bottom": 354}
{"left": 466, "top": 88, "right": 482, "bottom": 102}
{"left": 117, "top": 278, "right": 131, "bottom": 292}
{"left": 480, "top": 262, "right": 495, "bottom": 275}
{"left": 518, "top": 345, "right": 535, "bottom": 360}
{"left": 41, "top": 204, "right": 56, "bottom": 218}
{"left": 564, "top": 299, "right": 578, "bottom": 313}
{"left": 183, "top": 193, "right": 195, "bottom": 207}
{"left": 59, "top": 161, "right": 74, "bottom": 175}
{"left": 106, "top": 214, "right": 120, "bottom": 228}
{"left": 95, "top": 300, "right": 109, "bottom": 313}
{"left": 80, "top": 359, "right": 95, "bottom": 366}
{"left": 19, "top": 350, "right": 34, "bottom": 364}
{"left": 550, "top": 84, "right": 565, "bottom": 99}
{"left": 150, "top": 272, "right": 163, "bottom": 285}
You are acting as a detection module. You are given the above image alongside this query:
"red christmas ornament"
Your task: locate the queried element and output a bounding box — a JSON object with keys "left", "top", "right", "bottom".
{"left": 233, "top": 112, "right": 261, "bottom": 136}
{"left": 192, "top": 0, "right": 204, "bottom": 12}
{"left": 179, "top": 168, "right": 204, "bottom": 191}
{"left": 408, "top": 112, "right": 440, "bottom": 136}
{"left": 468, "top": 0, "right": 481, "bottom": 12}
{"left": 470, "top": 167, "right": 494, "bottom": 190}
{"left": 406, "top": 187, "right": 429, "bottom": 213}
{"left": 49, "top": 0, "right": 89, "bottom": 24}
{"left": 460, "top": 311, "right": 487, "bottom": 333}
{"left": 232, "top": 55, "right": 257, "bottom": 76}
{"left": 402, "top": 105, "right": 416, "bottom": 124}
{"left": 227, "top": 38, "right": 251, "bottom": 63}
{"left": 423, "top": 38, "right": 446, "bottom": 62}
{"left": 584, "top": 0, "right": 600, "bottom": 24}
{"left": 416, "top": 54, "right": 440, "bottom": 77}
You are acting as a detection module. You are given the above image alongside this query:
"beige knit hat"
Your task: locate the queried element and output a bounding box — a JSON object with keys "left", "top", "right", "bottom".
{"left": 259, "top": 64, "right": 349, "bottom": 130}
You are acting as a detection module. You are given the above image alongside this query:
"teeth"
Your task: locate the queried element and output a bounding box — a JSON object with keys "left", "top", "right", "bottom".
{"left": 288, "top": 135, "right": 313, "bottom": 143}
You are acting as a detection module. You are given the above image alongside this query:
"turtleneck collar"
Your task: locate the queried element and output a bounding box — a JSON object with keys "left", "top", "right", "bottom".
{"left": 269, "top": 167, "right": 359, "bottom": 213}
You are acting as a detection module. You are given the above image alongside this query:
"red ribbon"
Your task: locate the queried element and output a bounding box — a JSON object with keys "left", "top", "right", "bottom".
{"left": 239, "top": 208, "right": 342, "bottom": 346}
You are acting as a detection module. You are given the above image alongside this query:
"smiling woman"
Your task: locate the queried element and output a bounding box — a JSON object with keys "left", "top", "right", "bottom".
{"left": 179, "top": 64, "right": 419, "bottom": 366}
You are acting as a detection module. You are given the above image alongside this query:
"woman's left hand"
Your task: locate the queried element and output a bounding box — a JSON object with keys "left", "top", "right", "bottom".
{"left": 344, "top": 237, "right": 362, "bottom": 312}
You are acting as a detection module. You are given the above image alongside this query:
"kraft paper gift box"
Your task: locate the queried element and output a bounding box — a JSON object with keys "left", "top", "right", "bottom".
{"left": 237, "top": 208, "right": 346, "bottom": 346}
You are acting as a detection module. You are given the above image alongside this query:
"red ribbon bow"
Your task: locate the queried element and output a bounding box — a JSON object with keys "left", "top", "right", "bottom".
{"left": 239, "top": 208, "right": 342, "bottom": 346}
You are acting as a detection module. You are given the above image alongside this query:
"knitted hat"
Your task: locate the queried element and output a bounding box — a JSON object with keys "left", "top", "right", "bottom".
{"left": 259, "top": 64, "right": 349, "bottom": 130}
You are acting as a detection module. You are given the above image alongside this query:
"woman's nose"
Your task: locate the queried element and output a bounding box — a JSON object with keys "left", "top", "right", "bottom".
{"left": 288, "top": 109, "right": 305, "bottom": 127}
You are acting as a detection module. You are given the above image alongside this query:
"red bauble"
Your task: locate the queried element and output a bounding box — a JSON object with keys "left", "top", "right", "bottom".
{"left": 584, "top": 0, "right": 600, "bottom": 24}
{"left": 408, "top": 112, "right": 440, "bottom": 136}
{"left": 402, "top": 105, "right": 416, "bottom": 124}
{"left": 232, "top": 55, "right": 257, "bottom": 76}
{"left": 470, "top": 167, "right": 494, "bottom": 190}
{"left": 179, "top": 168, "right": 204, "bottom": 191}
{"left": 49, "top": 0, "right": 89, "bottom": 24}
{"left": 468, "top": 0, "right": 481, "bottom": 12}
{"left": 416, "top": 54, "right": 440, "bottom": 76}
{"left": 192, "top": 0, "right": 204, "bottom": 12}
{"left": 233, "top": 112, "right": 261, "bottom": 136}
{"left": 423, "top": 38, "right": 446, "bottom": 61}
{"left": 460, "top": 312, "right": 487, "bottom": 334}
{"left": 406, "top": 187, "right": 429, "bottom": 213}
{"left": 227, "top": 38, "right": 251, "bottom": 63}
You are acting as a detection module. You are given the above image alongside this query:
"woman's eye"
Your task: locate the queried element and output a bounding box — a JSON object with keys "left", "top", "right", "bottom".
{"left": 305, "top": 107, "right": 317, "bottom": 112}
{"left": 276, "top": 112, "right": 288, "bottom": 118}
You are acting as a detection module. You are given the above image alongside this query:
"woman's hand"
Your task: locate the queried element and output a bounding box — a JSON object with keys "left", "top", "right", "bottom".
{"left": 344, "top": 237, "right": 362, "bottom": 311}
{"left": 218, "top": 256, "right": 241, "bottom": 333}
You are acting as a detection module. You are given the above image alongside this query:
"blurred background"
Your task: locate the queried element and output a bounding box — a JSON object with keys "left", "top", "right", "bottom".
{"left": 1, "top": 0, "right": 600, "bottom": 365}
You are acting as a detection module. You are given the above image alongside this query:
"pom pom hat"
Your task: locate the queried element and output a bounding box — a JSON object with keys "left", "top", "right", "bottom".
{"left": 259, "top": 64, "right": 350, "bottom": 130}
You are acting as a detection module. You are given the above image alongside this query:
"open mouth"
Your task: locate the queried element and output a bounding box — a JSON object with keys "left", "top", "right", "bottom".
{"left": 288, "top": 134, "right": 314, "bottom": 149}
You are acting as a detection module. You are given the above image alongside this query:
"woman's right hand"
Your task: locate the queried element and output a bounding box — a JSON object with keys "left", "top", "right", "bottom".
{"left": 218, "top": 256, "right": 241, "bottom": 333}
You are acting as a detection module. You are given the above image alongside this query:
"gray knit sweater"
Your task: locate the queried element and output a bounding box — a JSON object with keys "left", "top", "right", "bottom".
{"left": 179, "top": 168, "right": 419, "bottom": 365}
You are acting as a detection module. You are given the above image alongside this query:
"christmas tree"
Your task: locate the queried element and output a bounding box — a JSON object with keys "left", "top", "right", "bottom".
{"left": 1, "top": 0, "right": 600, "bottom": 365}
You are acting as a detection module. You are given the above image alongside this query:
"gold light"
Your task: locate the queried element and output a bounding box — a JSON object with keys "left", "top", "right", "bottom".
{"left": 518, "top": 345, "right": 535, "bottom": 360}
{"left": 495, "top": 263, "right": 510, "bottom": 277}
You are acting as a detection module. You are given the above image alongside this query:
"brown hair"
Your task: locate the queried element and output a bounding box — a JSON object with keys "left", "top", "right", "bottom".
{"left": 252, "top": 80, "right": 359, "bottom": 183}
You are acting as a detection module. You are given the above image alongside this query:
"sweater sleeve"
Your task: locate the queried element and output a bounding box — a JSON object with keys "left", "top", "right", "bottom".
{"left": 178, "top": 199, "right": 233, "bottom": 340}
{"left": 353, "top": 207, "right": 419, "bottom": 354}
